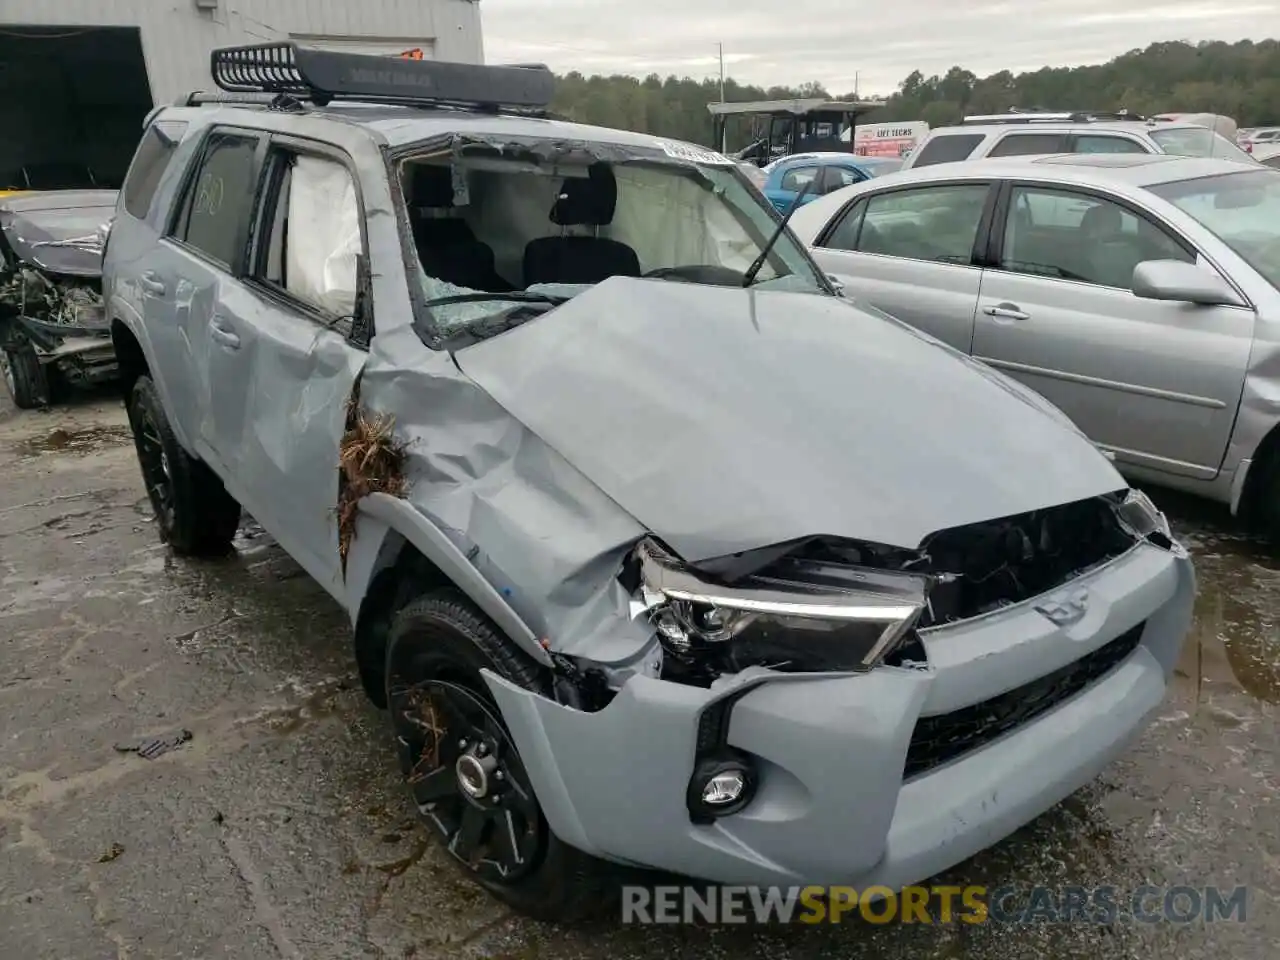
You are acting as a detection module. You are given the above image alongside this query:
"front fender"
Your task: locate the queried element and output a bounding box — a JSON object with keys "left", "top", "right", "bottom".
{"left": 344, "top": 492, "right": 553, "bottom": 668}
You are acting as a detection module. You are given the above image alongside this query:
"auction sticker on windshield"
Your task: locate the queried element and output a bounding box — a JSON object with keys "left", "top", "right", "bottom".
{"left": 654, "top": 140, "right": 733, "bottom": 165}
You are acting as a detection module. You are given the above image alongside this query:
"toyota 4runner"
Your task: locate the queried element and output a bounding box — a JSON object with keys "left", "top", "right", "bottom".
{"left": 104, "top": 44, "right": 1195, "bottom": 920}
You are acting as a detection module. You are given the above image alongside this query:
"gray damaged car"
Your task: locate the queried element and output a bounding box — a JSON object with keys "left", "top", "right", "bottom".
{"left": 104, "top": 44, "right": 1196, "bottom": 920}
{"left": 0, "top": 189, "right": 117, "bottom": 408}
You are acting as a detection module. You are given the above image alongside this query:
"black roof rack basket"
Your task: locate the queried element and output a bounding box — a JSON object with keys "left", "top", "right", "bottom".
{"left": 1066, "top": 109, "right": 1146, "bottom": 122}
{"left": 210, "top": 42, "right": 555, "bottom": 112}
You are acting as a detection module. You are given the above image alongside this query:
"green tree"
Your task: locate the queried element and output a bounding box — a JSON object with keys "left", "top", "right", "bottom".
{"left": 544, "top": 39, "right": 1280, "bottom": 146}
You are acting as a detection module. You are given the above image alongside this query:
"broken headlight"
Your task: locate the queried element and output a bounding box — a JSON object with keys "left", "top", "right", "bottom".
{"left": 632, "top": 539, "right": 928, "bottom": 674}
{"left": 1112, "top": 488, "right": 1177, "bottom": 550}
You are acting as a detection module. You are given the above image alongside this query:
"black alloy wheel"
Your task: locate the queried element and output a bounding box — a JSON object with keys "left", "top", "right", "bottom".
{"left": 125, "top": 375, "right": 240, "bottom": 556}
{"left": 382, "top": 591, "right": 603, "bottom": 921}
{"left": 388, "top": 674, "right": 543, "bottom": 882}
{"left": 133, "top": 401, "right": 176, "bottom": 532}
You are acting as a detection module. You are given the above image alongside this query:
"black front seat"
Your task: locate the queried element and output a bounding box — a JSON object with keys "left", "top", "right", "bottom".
{"left": 522, "top": 164, "right": 641, "bottom": 285}
{"left": 408, "top": 165, "right": 510, "bottom": 290}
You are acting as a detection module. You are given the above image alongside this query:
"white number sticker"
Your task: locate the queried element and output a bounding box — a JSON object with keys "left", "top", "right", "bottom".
{"left": 653, "top": 140, "right": 732, "bottom": 165}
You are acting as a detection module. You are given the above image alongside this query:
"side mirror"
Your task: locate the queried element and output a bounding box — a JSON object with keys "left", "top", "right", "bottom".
{"left": 1131, "top": 260, "right": 1246, "bottom": 308}
{"left": 826, "top": 273, "right": 849, "bottom": 296}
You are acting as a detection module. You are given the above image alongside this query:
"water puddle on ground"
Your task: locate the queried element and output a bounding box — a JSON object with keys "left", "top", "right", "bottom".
{"left": 1170, "top": 501, "right": 1280, "bottom": 707}
{"left": 11, "top": 424, "right": 134, "bottom": 460}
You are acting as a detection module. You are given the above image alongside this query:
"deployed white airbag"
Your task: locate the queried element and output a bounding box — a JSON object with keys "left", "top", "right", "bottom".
{"left": 287, "top": 155, "right": 361, "bottom": 316}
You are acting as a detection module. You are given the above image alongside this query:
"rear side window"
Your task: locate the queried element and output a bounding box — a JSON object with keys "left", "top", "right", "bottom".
{"left": 122, "top": 121, "right": 187, "bottom": 220}
{"left": 779, "top": 166, "right": 819, "bottom": 191}
{"left": 825, "top": 166, "right": 866, "bottom": 190}
{"left": 827, "top": 184, "right": 989, "bottom": 264}
{"left": 821, "top": 200, "right": 866, "bottom": 250}
{"left": 169, "top": 131, "right": 260, "bottom": 267}
{"left": 988, "top": 133, "right": 1067, "bottom": 157}
{"left": 1150, "top": 127, "right": 1253, "bottom": 163}
{"left": 910, "top": 134, "right": 984, "bottom": 167}
{"left": 1073, "top": 135, "right": 1147, "bottom": 154}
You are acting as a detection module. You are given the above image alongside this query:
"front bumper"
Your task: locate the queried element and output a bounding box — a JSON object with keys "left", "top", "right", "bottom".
{"left": 485, "top": 540, "right": 1195, "bottom": 887}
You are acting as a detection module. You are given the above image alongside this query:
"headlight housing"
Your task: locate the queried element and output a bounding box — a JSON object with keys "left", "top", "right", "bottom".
{"left": 632, "top": 539, "right": 929, "bottom": 674}
{"left": 1112, "top": 488, "right": 1176, "bottom": 550}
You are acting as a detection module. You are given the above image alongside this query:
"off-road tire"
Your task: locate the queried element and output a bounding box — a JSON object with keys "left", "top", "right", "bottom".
{"left": 1, "top": 341, "right": 50, "bottom": 409}
{"left": 127, "top": 375, "right": 241, "bottom": 556}
{"left": 385, "top": 589, "right": 604, "bottom": 922}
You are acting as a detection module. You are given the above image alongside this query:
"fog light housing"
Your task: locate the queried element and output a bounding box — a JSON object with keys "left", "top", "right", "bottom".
{"left": 687, "top": 752, "right": 756, "bottom": 823}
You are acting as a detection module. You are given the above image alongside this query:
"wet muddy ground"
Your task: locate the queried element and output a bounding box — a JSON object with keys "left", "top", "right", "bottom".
{"left": 1, "top": 389, "right": 1276, "bottom": 960}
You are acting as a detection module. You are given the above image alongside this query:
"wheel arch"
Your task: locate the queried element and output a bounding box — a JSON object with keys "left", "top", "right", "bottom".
{"left": 110, "top": 318, "right": 148, "bottom": 399}
{"left": 346, "top": 492, "right": 553, "bottom": 707}
{"left": 1236, "top": 418, "right": 1280, "bottom": 526}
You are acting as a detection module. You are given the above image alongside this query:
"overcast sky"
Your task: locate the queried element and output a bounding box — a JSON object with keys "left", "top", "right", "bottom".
{"left": 481, "top": 0, "right": 1274, "bottom": 96}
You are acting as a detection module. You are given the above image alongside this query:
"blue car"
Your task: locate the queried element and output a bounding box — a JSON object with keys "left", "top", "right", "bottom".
{"left": 762, "top": 153, "right": 902, "bottom": 212}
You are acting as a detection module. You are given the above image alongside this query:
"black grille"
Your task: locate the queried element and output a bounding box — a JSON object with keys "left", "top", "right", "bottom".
{"left": 903, "top": 622, "right": 1145, "bottom": 779}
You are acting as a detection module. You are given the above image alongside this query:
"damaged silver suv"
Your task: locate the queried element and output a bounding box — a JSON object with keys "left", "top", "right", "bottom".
{"left": 105, "top": 45, "right": 1196, "bottom": 920}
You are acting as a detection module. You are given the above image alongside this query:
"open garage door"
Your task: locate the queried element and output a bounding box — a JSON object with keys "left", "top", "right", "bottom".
{"left": 0, "top": 26, "right": 152, "bottom": 193}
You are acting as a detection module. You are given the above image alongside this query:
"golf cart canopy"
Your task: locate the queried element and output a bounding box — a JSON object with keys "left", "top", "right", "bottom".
{"left": 709, "top": 98, "right": 885, "bottom": 165}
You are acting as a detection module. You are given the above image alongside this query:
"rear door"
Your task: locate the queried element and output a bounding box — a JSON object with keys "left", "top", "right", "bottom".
{"left": 105, "top": 117, "right": 192, "bottom": 426}
{"left": 807, "top": 180, "right": 997, "bottom": 351}
{"left": 971, "top": 181, "right": 1254, "bottom": 479}
{"left": 157, "top": 128, "right": 267, "bottom": 475}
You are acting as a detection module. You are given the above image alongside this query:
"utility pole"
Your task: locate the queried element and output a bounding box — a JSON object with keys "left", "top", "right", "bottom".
{"left": 718, "top": 42, "right": 727, "bottom": 151}
{"left": 718, "top": 43, "right": 725, "bottom": 103}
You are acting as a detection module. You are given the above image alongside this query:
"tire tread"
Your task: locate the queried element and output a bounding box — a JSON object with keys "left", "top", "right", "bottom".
{"left": 129, "top": 375, "right": 240, "bottom": 556}
{"left": 3, "top": 342, "right": 50, "bottom": 409}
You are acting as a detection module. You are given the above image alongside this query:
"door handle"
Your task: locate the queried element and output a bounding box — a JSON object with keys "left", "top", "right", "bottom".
{"left": 139, "top": 272, "right": 166, "bottom": 296}
{"left": 209, "top": 316, "right": 240, "bottom": 349}
{"left": 983, "top": 302, "right": 1029, "bottom": 321}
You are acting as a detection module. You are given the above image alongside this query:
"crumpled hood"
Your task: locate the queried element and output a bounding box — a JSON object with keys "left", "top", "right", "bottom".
{"left": 454, "top": 277, "right": 1126, "bottom": 562}
{"left": 0, "top": 190, "right": 117, "bottom": 277}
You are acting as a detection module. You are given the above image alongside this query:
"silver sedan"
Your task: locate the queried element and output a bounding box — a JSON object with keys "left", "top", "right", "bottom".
{"left": 787, "top": 153, "right": 1280, "bottom": 534}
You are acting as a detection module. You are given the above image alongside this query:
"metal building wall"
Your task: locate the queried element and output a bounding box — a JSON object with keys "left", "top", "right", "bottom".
{"left": 1, "top": 0, "right": 485, "bottom": 103}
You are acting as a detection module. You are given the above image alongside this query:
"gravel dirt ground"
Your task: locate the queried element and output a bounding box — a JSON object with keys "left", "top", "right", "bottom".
{"left": 1, "top": 388, "right": 1277, "bottom": 960}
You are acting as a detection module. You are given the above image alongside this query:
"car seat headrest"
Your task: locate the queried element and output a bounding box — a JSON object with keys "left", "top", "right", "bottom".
{"left": 1080, "top": 203, "right": 1122, "bottom": 236}
{"left": 410, "top": 164, "right": 457, "bottom": 208}
{"left": 549, "top": 163, "right": 617, "bottom": 227}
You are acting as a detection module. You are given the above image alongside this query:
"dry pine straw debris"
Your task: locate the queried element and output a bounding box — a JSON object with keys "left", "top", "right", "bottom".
{"left": 337, "top": 396, "right": 408, "bottom": 561}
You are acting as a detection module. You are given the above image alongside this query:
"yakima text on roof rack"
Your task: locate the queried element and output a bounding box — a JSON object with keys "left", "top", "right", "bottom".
{"left": 208, "top": 42, "right": 555, "bottom": 113}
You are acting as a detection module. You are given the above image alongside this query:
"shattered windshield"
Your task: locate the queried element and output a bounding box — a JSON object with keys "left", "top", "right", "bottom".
{"left": 400, "top": 153, "right": 829, "bottom": 340}
{"left": 1148, "top": 169, "right": 1280, "bottom": 292}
